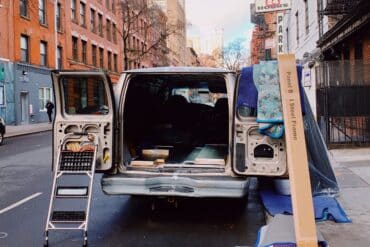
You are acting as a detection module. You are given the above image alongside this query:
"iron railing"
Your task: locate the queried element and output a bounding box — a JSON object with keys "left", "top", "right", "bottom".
{"left": 316, "top": 60, "right": 370, "bottom": 147}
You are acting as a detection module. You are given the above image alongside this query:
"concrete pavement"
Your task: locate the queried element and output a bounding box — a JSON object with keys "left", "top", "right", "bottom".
{"left": 317, "top": 149, "right": 370, "bottom": 247}
{"left": 4, "top": 122, "right": 52, "bottom": 138}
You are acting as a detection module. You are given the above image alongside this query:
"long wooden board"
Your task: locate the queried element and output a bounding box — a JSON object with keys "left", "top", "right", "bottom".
{"left": 278, "top": 54, "right": 318, "bottom": 247}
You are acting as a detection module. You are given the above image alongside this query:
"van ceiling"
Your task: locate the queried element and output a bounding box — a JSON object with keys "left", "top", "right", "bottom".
{"left": 129, "top": 74, "right": 227, "bottom": 93}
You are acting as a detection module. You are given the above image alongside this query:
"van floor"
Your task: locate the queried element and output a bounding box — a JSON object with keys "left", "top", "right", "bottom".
{"left": 133, "top": 144, "right": 227, "bottom": 166}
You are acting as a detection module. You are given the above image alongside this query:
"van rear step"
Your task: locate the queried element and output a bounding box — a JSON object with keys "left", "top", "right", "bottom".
{"left": 51, "top": 211, "right": 86, "bottom": 222}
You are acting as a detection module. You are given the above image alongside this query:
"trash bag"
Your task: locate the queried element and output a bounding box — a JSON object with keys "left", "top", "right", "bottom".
{"left": 303, "top": 91, "right": 339, "bottom": 196}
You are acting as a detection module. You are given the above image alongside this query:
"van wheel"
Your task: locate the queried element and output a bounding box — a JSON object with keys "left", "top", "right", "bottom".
{"left": 0, "top": 133, "right": 3, "bottom": 145}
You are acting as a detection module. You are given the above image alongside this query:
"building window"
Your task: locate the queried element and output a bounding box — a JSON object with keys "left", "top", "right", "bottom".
{"left": 39, "top": 0, "right": 46, "bottom": 25}
{"left": 90, "top": 9, "right": 96, "bottom": 32}
{"left": 39, "top": 87, "right": 52, "bottom": 111}
{"left": 72, "top": 36, "right": 78, "bottom": 61}
{"left": 56, "top": 3, "right": 62, "bottom": 31}
{"left": 20, "top": 0, "right": 28, "bottom": 17}
{"left": 113, "top": 54, "right": 117, "bottom": 72}
{"left": 71, "top": 0, "right": 76, "bottom": 22}
{"left": 295, "top": 11, "right": 299, "bottom": 45}
{"left": 107, "top": 51, "right": 112, "bottom": 70}
{"left": 92, "top": 45, "right": 97, "bottom": 66}
{"left": 112, "top": 0, "right": 115, "bottom": 14}
{"left": 0, "top": 86, "right": 4, "bottom": 105}
{"left": 99, "top": 48, "right": 104, "bottom": 68}
{"left": 265, "top": 49, "right": 272, "bottom": 60}
{"left": 82, "top": 40, "right": 87, "bottom": 63}
{"left": 57, "top": 46, "right": 62, "bottom": 69}
{"left": 106, "top": 19, "right": 111, "bottom": 41}
{"left": 40, "top": 41, "right": 47, "bottom": 66}
{"left": 20, "top": 35, "right": 29, "bottom": 63}
{"left": 113, "top": 23, "right": 117, "bottom": 43}
{"left": 304, "top": 0, "right": 309, "bottom": 35}
{"left": 80, "top": 2, "right": 86, "bottom": 27}
{"left": 106, "top": 0, "right": 110, "bottom": 10}
{"left": 98, "top": 14, "right": 103, "bottom": 36}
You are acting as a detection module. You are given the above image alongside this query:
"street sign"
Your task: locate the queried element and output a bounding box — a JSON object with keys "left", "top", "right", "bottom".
{"left": 255, "top": 0, "right": 291, "bottom": 13}
{"left": 277, "top": 13, "right": 284, "bottom": 54}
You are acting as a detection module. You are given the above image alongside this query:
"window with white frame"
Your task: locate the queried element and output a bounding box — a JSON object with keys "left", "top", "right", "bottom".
{"left": 0, "top": 86, "right": 4, "bottom": 105}
{"left": 20, "top": 0, "right": 29, "bottom": 17}
{"left": 40, "top": 41, "right": 47, "bottom": 66}
{"left": 71, "top": 0, "right": 76, "bottom": 21}
{"left": 80, "top": 2, "right": 86, "bottom": 27}
{"left": 21, "top": 35, "right": 29, "bottom": 63}
{"left": 39, "top": 87, "right": 52, "bottom": 111}
{"left": 39, "top": 0, "right": 46, "bottom": 25}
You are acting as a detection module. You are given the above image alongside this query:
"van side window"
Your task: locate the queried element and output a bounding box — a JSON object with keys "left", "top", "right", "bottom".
{"left": 61, "top": 77, "right": 109, "bottom": 115}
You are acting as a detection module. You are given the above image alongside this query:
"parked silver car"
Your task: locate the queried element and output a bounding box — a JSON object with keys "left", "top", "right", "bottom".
{"left": 51, "top": 67, "right": 288, "bottom": 198}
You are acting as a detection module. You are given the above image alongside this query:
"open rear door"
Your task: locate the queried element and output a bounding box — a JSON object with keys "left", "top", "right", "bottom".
{"left": 232, "top": 68, "right": 287, "bottom": 176}
{"left": 51, "top": 70, "right": 116, "bottom": 172}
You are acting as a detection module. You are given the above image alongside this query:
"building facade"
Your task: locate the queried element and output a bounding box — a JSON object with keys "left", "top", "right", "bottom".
{"left": 0, "top": 0, "right": 174, "bottom": 125}
{"left": 152, "top": 0, "right": 187, "bottom": 66}
{"left": 250, "top": 8, "right": 278, "bottom": 64}
{"left": 280, "top": 0, "right": 328, "bottom": 116}
{"left": 58, "top": 0, "right": 122, "bottom": 82}
{"left": 0, "top": 0, "right": 58, "bottom": 124}
{"left": 315, "top": 0, "right": 370, "bottom": 147}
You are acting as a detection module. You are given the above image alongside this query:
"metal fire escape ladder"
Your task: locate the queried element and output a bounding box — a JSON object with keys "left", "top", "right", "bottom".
{"left": 44, "top": 133, "right": 98, "bottom": 247}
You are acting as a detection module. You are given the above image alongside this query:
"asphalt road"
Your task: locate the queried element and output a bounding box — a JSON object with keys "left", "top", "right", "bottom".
{"left": 0, "top": 132, "right": 265, "bottom": 247}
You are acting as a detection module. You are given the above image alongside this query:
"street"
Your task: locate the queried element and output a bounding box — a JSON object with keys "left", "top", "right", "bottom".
{"left": 0, "top": 132, "right": 265, "bottom": 247}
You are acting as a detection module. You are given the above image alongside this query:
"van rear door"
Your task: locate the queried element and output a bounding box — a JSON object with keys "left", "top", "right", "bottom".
{"left": 51, "top": 71, "right": 116, "bottom": 171}
{"left": 232, "top": 69, "right": 287, "bottom": 176}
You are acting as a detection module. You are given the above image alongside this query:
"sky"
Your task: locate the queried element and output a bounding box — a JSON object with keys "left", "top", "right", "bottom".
{"left": 185, "top": 0, "right": 254, "bottom": 53}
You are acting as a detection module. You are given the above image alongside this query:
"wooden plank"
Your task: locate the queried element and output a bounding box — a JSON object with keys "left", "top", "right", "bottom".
{"left": 278, "top": 54, "right": 318, "bottom": 247}
{"left": 195, "top": 145, "right": 226, "bottom": 165}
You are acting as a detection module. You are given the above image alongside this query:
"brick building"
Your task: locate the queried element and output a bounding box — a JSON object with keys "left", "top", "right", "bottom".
{"left": 57, "top": 0, "right": 122, "bottom": 82}
{"left": 0, "top": 0, "right": 173, "bottom": 125}
{"left": 250, "top": 8, "right": 278, "bottom": 64}
{"left": 151, "top": 0, "right": 187, "bottom": 66}
{"left": 0, "top": 0, "right": 60, "bottom": 124}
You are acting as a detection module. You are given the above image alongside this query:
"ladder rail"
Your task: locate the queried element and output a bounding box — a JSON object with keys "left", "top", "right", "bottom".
{"left": 83, "top": 145, "right": 98, "bottom": 233}
{"left": 44, "top": 147, "right": 63, "bottom": 233}
{"left": 44, "top": 133, "right": 99, "bottom": 246}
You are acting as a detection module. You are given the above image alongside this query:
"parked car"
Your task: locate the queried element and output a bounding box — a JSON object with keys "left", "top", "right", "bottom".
{"left": 0, "top": 116, "right": 5, "bottom": 145}
{"left": 51, "top": 67, "right": 288, "bottom": 198}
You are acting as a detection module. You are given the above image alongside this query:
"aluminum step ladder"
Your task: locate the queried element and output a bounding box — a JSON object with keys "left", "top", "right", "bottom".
{"left": 44, "top": 133, "right": 98, "bottom": 247}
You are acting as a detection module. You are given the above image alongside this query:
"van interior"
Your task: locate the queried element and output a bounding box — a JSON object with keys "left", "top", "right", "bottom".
{"left": 123, "top": 74, "right": 229, "bottom": 168}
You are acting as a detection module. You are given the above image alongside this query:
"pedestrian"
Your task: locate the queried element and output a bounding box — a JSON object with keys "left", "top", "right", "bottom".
{"left": 45, "top": 100, "right": 55, "bottom": 123}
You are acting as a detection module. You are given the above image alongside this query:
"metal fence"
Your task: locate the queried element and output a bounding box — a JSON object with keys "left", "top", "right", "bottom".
{"left": 316, "top": 60, "right": 370, "bottom": 147}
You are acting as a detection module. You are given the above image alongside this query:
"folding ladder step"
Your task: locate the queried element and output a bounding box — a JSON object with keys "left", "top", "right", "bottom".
{"left": 59, "top": 151, "right": 94, "bottom": 171}
{"left": 51, "top": 211, "right": 86, "bottom": 222}
{"left": 56, "top": 186, "right": 89, "bottom": 198}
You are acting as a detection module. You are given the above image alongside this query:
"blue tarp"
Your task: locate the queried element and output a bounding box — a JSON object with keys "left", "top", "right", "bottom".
{"left": 260, "top": 189, "right": 351, "bottom": 223}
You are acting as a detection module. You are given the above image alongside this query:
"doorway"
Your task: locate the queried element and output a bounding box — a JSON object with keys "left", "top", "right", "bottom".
{"left": 20, "top": 91, "right": 29, "bottom": 124}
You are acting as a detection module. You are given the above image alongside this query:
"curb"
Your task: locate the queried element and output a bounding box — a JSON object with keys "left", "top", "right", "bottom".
{"left": 4, "top": 129, "right": 52, "bottom": 139}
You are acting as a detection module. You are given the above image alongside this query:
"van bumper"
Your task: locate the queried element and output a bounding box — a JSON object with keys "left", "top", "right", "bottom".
{"left": 101, "top": 174, "right": 250, "bottom": 198}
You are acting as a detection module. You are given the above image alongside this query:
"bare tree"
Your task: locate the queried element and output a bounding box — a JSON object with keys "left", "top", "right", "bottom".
{"left": 223, "top": 38, "right": 247, "bottom": 71}
{"left": 117, "top": 0, "right": 180, "bottom": 70}
{"left": 199, "top": 48, "right": 223, "bottom": 68}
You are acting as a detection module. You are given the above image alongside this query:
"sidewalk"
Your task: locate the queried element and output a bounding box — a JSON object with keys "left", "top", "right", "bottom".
{"left": 4, "top": 122, "right": 52, "bottom": 138}
{"left": 317, "top": 148, "right": 370, "bottom": 247}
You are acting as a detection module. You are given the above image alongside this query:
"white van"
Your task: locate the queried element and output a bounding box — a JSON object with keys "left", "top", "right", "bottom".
{"left": 51, "top": 67, "right": 287, "bottom": 198}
